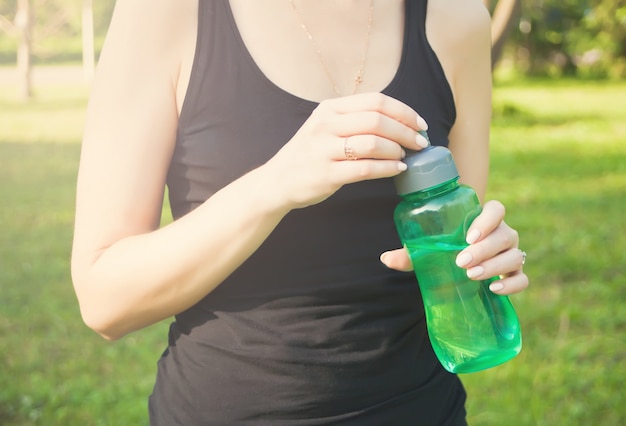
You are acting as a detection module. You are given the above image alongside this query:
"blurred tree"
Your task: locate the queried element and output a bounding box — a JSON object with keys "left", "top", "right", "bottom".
{"left": 575, "top": 0, "right": 626, "bottom": 78}
{"left": 483, "top": 0, "right": 522, "bottom": 68}
{"left": 510, "top": 0, "right": 626, "bottom": 78}
{"left": 82, "top": 0, "right": 94, "bottom": 81}
{"left": 0, "top": 0, "right": 115, "bottom": 64}
{"left": 1, "top": 0, "right": 624, "bottom": 79}
{"left": 515, "top": 0, "right": 586, "bottom": 76}
{"left": 15, "top": 0, "right": 31, "bottom": 99}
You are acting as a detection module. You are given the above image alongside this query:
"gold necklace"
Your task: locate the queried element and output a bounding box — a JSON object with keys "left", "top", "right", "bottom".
{"left": 288, "top": 0, "right": 374, "bottom": 96}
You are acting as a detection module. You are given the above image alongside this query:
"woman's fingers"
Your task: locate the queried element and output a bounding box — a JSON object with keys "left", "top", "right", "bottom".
{"left": 331, "top": 111, "right": 429, "bottom": 151}
{"left": 464, "top": 247, "right": 526, "bottom": 281}
{"left": 380, "top": 246, "right": 529, "bottom": 295}
{"left": 338, "top": 135, "right": 407, "bottom": 161}
{"left": 381, "top": 196, "right": 529, "bottom": 295}
{"left": 464, "top": 200, "right": 507, "bottom": 244}
{"left": 324, "top": 92, "right": 428, "bottom": 132}
{"left": 328, "top": 159, "right": 407, "bottom": 185}
{"left": 453, "top": 199, "right": 528, "bottom": 295}
{"left": 380, "top": 248, "right": 413, "bottom": 272}
{"left": 270, "top": 92, "right": 429, "bottom": 209}
{"left": 316, "top": 93, "right": 429, "bottom": 152}
{"left": 456, "top": 222, "right": 519, "bottom": 270}
{"left": 489, "top": 270, "right": 530, "bottom": 295}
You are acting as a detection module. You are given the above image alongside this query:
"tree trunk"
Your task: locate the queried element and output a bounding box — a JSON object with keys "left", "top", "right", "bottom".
{"left": 82, "top": 0, "right": 95, "bottom": 83}
{"left": 15, "top": 0, "right": 32, "bottom": 100}
{"left": 483, "top": 0, "right": 522, "bottom": 68}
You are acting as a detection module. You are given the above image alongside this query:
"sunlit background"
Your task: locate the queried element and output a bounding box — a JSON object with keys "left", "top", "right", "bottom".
{"left": 1, "top": 1, "right": 625, "bottom": 425}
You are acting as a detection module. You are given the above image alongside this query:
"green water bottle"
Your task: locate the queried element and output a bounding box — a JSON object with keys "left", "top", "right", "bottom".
{"left": 393, "top": 136, "right": 522, "bottom": 374}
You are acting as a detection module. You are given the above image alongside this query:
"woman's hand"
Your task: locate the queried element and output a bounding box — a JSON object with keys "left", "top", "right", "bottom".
{"left": 380, "top": 200, "right": 529, "bottom": 295}
{"left": 264, "top": 93, "right": 430, "bottom": 210}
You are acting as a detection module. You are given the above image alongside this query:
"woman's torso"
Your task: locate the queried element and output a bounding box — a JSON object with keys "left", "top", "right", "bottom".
{"left": 151, "top": 1, "right": 465, "bottom": 424}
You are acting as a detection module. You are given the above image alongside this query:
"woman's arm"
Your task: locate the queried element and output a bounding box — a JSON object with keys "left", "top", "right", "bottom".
{"left": 71, "top": 0, "right": 427, "bottom": 340}
{"left": 71, "top": 0, "right": 223, "bottom": 339}
{"left": 427, "top": 0, "right": 492, "bottom": 198}
{"left": 72, "top": 0, "right": 303, "bottom": 340}
{"left": 381, "top": 0, "right": 528, "bottom": 294}
{"left": 438, "top": 0, "right": 528, "bottom": 294}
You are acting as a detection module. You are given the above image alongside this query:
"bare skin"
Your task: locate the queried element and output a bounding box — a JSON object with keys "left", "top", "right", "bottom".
{"left": 71, "top": 0, "right": 528, "bottom": 340}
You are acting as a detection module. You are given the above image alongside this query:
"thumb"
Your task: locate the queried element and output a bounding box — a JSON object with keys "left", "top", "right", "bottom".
{"left": 380, "top": 249, "right": 413, "bottom": 272}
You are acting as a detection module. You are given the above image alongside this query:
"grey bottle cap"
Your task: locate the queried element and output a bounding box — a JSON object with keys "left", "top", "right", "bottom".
{"left": 394, "top": 145, "right": 459, "bottom": 195}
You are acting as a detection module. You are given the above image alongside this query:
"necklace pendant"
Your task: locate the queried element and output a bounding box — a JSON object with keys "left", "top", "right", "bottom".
{"left": 290, "top": 0, "right": 373, "bottom": 97}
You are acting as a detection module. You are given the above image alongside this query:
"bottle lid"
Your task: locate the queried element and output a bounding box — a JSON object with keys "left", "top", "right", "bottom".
{"left": 394, "top": 133, "right": 459, "bottom": 195}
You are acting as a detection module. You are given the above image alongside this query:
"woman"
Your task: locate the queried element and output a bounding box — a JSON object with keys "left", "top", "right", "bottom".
{"left": 71, "top": 0, "right": 529, "bottom": 424}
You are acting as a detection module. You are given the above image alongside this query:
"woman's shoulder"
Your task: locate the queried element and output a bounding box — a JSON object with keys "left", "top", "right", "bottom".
{"left": 101, "top": 0, "right": 198, "bottom": 108}
{"left": 110, "top": 0, "right": 197, "bottom": 31}
{"left": 105, "top": 0, "right": 198, "bottom": 64}
{"left": 426, "top": 0, "right": 491, "bottom": 48}
{"left": 426, "top": 0, "right": 491, "bottom": 82}
{"left": 112, "top": 0, "right": 197, "bottom": 23}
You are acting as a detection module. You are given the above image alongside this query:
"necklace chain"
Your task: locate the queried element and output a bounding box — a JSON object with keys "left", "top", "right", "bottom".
{"left": 288, "top": 0, "right": 374, "bottom": 96}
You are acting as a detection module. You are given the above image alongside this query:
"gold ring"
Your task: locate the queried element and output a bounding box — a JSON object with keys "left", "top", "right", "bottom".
{"left": 344, "top": 137, "right": 358, "bottom": 161}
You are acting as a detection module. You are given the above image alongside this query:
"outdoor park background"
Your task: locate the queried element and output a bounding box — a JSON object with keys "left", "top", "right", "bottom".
{"left": 1, "top": 1, "right": 625, "bottom": 425}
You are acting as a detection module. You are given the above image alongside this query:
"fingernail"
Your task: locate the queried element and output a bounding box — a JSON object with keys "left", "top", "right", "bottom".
{"left": 401, "top": 148, "right": 407, "bottom": 159}
{"left": 489, "top": 282, "right": 504, "bottom": 292}
{"left": 417, "top": 115, "right": 429, "bottom": 130}
{"left": 466, "top": 229, "right": 481, "bottom": 245}
{"left": 380, "top": 252, "right": 390, "bottom": 264}
{"left": 456, "top": 252, "right": 473, "bottom": 267}
{"left": 416, "top": 133, "right": 429, "bottom": 148}
{"left": 397, "top": 162, "right": 408, "bottom": 171}
{"left": 467, "top": 266, "right": 484, "bottom": 279}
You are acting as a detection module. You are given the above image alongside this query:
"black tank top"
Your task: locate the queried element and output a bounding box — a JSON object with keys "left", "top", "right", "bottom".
{"left": 151, "top": 1, "right": 466, "bottom": 424}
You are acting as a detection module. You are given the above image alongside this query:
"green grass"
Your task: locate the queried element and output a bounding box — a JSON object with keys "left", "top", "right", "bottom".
{"left": 463, "top": 79, "right": 626, "bottom": 425}
{"left": 0, "top": 85, "right": 89, "bottom": 144}
{"left": 0, "top": 84, "right": 171, "bottom": 425}
{"left": 1, "top": 76, "right": 625, "bottom": 425}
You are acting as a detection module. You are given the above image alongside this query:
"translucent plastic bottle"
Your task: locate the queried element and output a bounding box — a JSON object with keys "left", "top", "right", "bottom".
{"left": 393, "top": 139, "right": 522, "bottom": 374}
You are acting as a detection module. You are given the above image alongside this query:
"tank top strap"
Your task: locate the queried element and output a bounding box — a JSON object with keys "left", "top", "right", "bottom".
{"left": 383, "top": 0, "right": 456, "bottom": 147}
